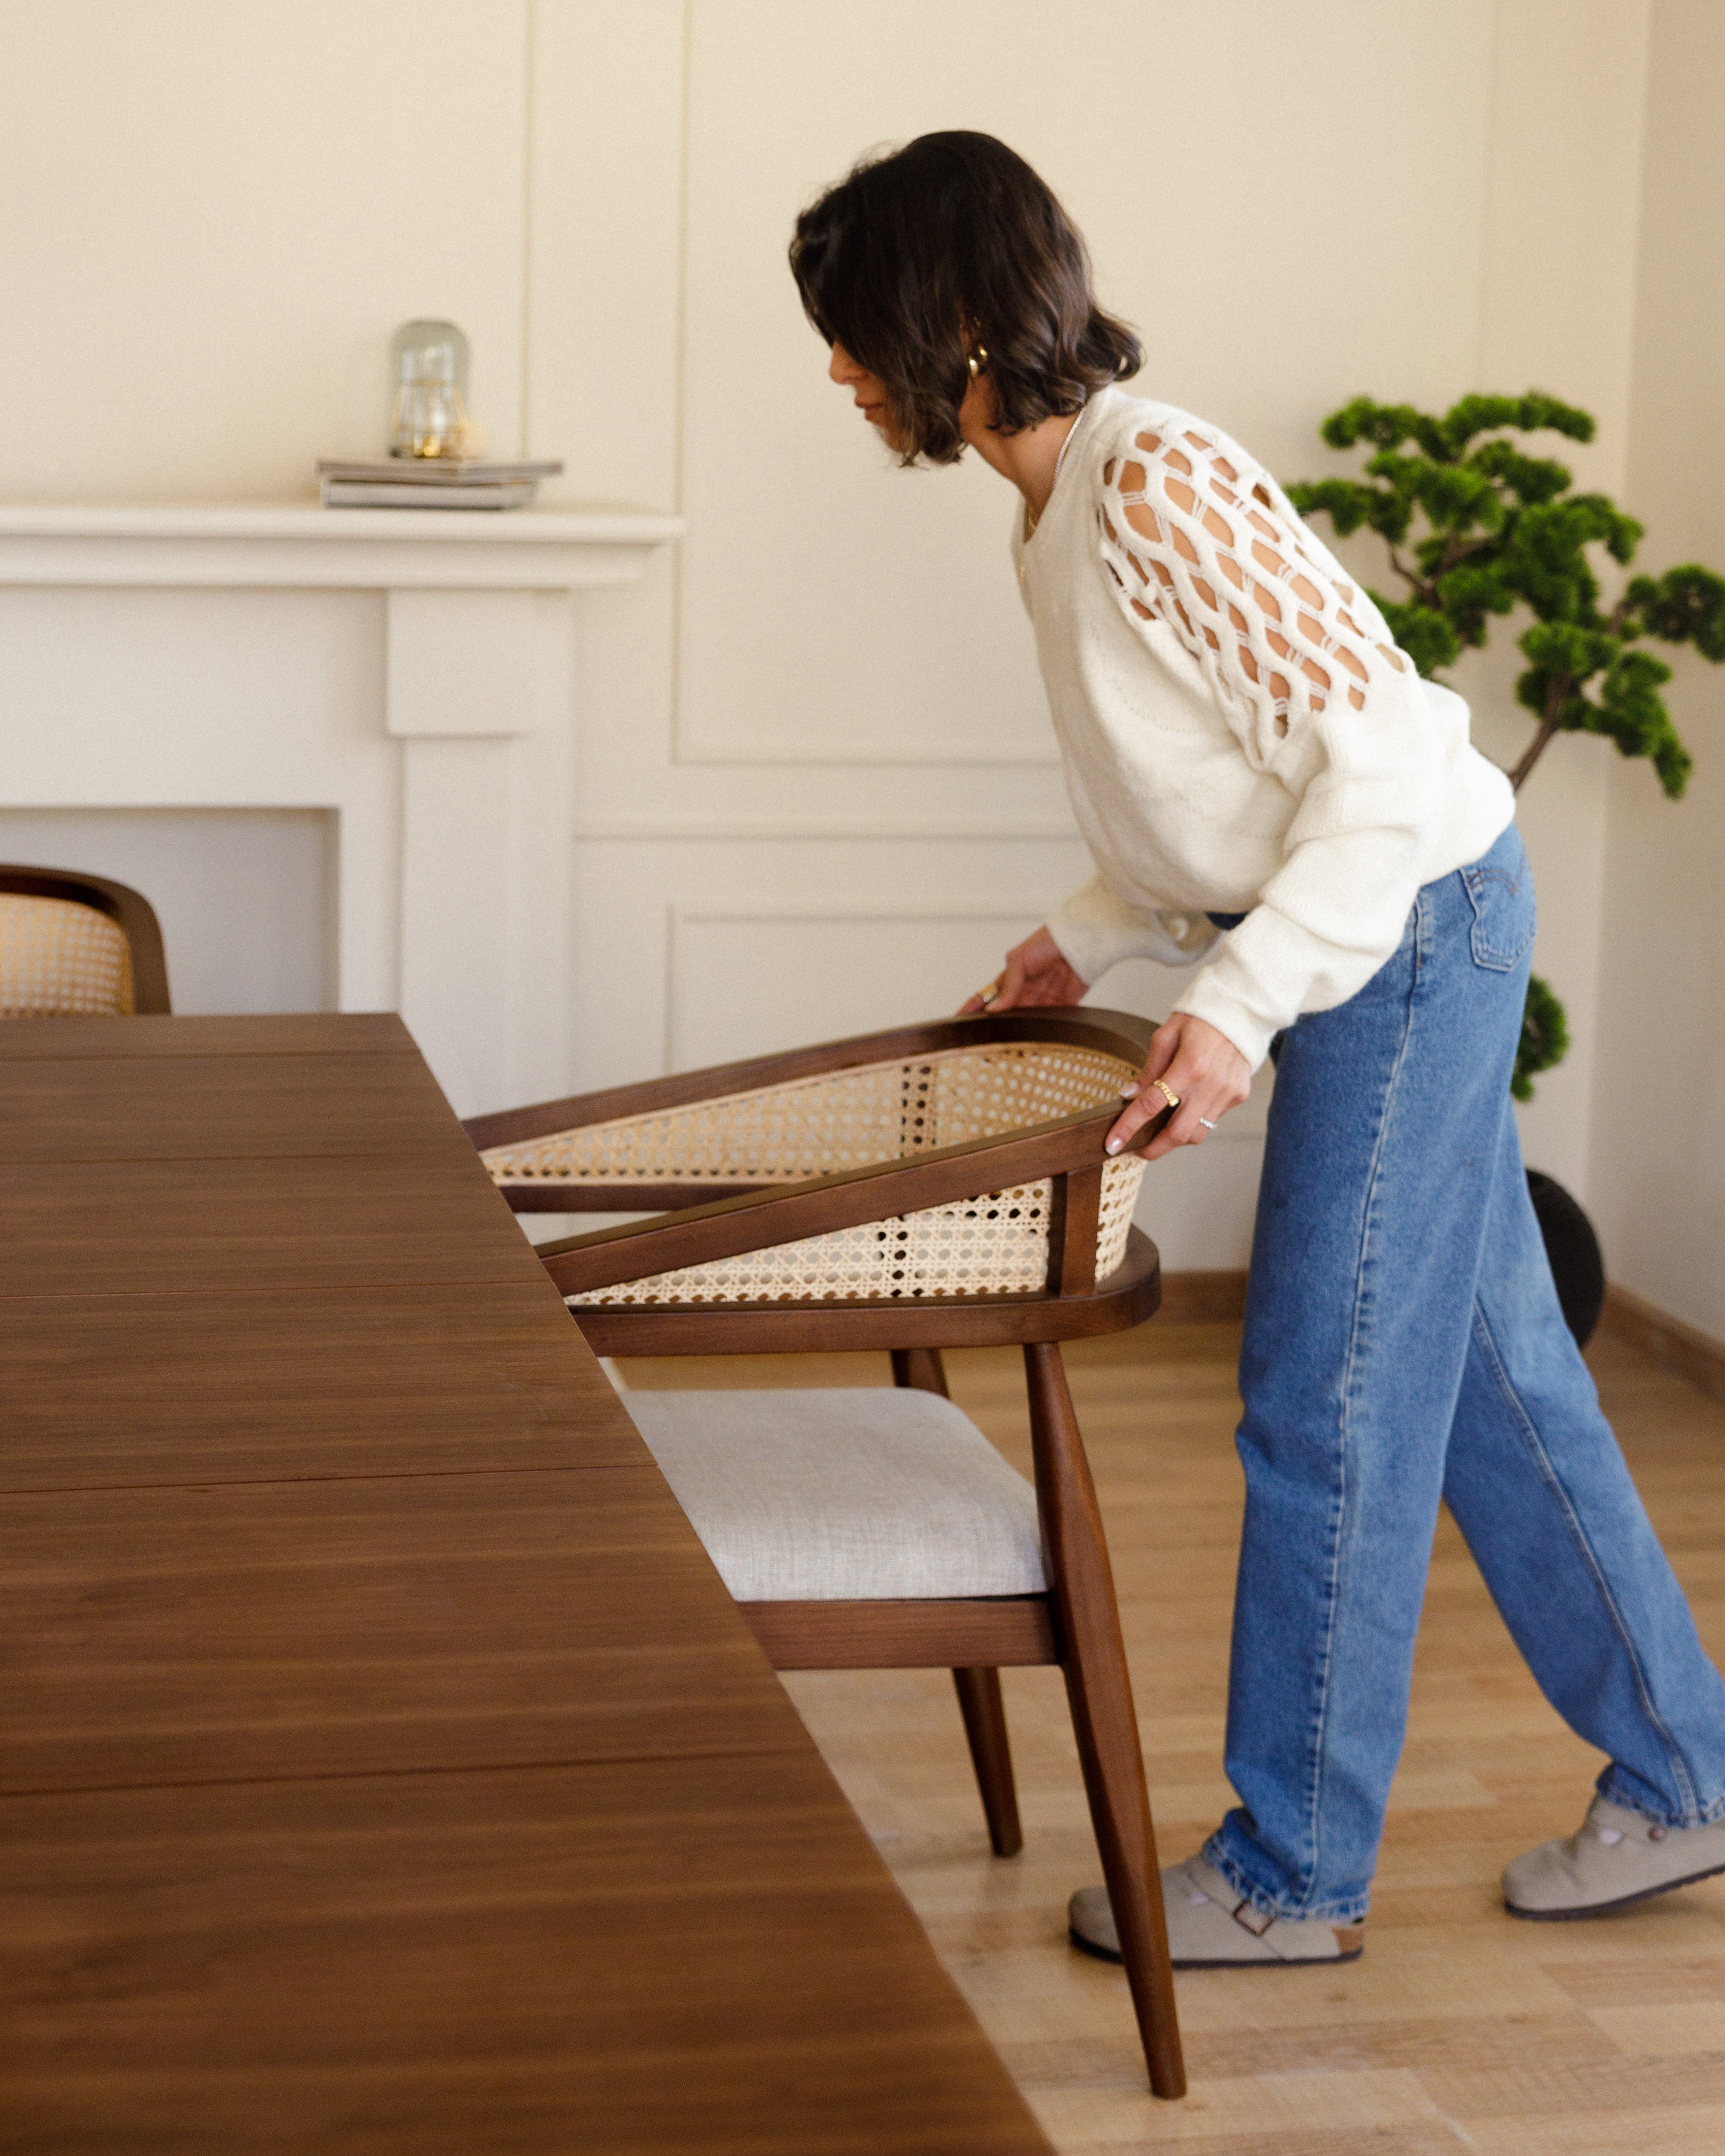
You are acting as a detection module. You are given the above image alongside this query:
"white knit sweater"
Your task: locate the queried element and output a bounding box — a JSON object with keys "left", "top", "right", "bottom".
{"left": 1021, "top": 386, "right": 1515, "bottom": 1071}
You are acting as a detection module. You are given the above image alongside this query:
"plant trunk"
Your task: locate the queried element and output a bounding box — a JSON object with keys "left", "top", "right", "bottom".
{"left": 1508, "top": 671, "right": 1581, "bottom": 793}
{"left": 1508, "top": 722, "right": 1555, "bottom": 790}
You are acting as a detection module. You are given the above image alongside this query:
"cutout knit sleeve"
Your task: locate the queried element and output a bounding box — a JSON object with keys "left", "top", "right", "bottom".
{"left": 1094, "top": 416, "right": 1412, "bottom": 769}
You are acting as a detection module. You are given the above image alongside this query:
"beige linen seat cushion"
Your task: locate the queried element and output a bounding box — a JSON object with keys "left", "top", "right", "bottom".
{"left": 620, "top": 1387, "right": 1047, "bottom": 1603}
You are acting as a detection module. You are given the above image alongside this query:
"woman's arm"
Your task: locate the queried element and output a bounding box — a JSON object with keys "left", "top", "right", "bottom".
{"left": 1046, "top": 877, "right": 1220, "bottom": 981}
{"left": 959, "top": 927, "right": 1248, "bottom": 1158}
{"left": 1093, "top": 414, "right": 1457, "bottom": 1072}
{"left": 958, "top": 925, "right": 1087, "bottom": 1011}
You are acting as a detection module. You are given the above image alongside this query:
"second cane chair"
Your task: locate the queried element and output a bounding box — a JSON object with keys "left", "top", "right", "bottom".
{"left": 464, "top": 1008, "right": 1186, "bottom": 2098}
{"left": 0, "top": 864, "right": 171, "bottom": 1017}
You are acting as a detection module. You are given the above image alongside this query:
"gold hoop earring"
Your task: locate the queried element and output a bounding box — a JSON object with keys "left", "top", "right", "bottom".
{"left": 966, "top": 344, "right": 989, "bottom": 378}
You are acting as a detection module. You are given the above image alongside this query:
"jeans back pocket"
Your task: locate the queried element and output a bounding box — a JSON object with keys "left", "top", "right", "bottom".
{"left": 1462, "top": 828, "right": 1536, "bottom": 971}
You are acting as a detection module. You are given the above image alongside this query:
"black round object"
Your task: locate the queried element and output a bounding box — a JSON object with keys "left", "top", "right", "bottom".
{"left": 1526, "top": 1170, "right": 1606, "bottom": 1349}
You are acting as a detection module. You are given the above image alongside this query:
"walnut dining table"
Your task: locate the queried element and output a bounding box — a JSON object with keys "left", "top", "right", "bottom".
{"left": 0, "top": 1013, "right": 1052, "bottom": 2155}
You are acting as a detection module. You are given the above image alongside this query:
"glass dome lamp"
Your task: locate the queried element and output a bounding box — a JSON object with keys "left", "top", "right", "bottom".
{"left": 389, "top": 318, "right": 471, "bottom": 459}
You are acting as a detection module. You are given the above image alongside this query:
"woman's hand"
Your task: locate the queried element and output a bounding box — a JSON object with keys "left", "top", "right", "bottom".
{"left": 1107, "top": 1012, "right": 1250, "bottom": 1161}
{"left": 958, "top": 925, "right": 1089, "bottom": 1014}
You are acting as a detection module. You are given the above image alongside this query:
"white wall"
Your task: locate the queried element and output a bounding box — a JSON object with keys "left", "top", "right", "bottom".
{"left": 1589, "top": 0, "right": 1725, "bottom": 1342}
{"left": 1465, "top": 0, "right": 1650, "bottom": 1194}
{"left": 1, "top": 2, "right": 529, "bottom": 499}
{"left": 0, "top": 0, "right": 1694, "bottom": 1274}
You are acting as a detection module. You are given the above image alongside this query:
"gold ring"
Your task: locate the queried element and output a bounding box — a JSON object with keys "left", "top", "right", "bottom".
{"left": 976, "top": 978, "right": 1003, "bottom": 1008}
{"left": 1152, "top": 1077, "right": 1180, "bottom": 1110}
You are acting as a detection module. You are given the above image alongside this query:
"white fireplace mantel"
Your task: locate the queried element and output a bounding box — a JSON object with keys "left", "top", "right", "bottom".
{"left": 0, "top": 500, "right": 683, "bottom": 1114}
{"left": 0, "top": 501, "right": 683, "bottom": 591}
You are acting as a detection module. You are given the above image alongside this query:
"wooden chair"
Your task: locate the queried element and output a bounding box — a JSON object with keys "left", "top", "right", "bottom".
{"left": 464, "top": 1009, "right": 1186, "bottom": 2099}
{"left": 0, "top": 864, "right": 171, "bottom": 1016}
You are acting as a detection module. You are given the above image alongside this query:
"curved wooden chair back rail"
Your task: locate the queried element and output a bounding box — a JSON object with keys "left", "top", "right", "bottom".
{"left": 0, "top": 864, "right": 171, "bottom": 1017}
{"left": 465, "top": 1007, "right": 1160, "bottom": 1208}
{"left": 468, "top": 1009, "right": 1165, "bottom": 1308}
{"left": 464, "top": 1009, "right": 1186, "bottom": 2099}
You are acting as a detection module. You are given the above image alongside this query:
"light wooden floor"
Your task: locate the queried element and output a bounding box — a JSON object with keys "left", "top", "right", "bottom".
{"left": 618, "top": 1324, "right": 1725, "bottom": 2153}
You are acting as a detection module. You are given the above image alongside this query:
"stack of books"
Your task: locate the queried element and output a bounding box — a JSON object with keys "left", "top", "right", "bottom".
{"left": 317, "top": 458, "right": 564, "bottom": 509}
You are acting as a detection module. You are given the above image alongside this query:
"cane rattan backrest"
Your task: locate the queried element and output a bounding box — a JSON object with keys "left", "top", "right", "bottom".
{"left": 481, "top": 1040, "right": 1148, "bottom": 1305}
{"left": 0, "top": 866, "right": 170, "bottom": 1018}
{"left": 0, "top": 892, "right": 136, "bottom": 1017}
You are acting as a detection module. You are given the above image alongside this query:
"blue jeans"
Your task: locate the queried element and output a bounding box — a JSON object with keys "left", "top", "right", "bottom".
{"left": 1204, "top": 822, "right": 1725, "bottom": 1923}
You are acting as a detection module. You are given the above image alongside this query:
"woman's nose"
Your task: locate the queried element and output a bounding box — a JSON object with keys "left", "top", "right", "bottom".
{"left": 829, "top": 341, "right": 861, "bottom": 385}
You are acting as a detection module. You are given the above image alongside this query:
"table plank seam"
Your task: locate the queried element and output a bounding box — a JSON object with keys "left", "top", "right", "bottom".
{"left": 0, "top": 1274, "right": 573, "bottom": 1304}
{"left": 2, "top": 1459, "right": 658, "bottom": 1495}
{"left": 0, "top": 1739, "right": 845, "bottom": 1804}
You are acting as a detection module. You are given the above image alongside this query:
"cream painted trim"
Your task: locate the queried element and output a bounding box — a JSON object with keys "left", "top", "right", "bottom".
{"left": 668, "top": 898, "right": 1049, "bottom": 923}
{"left": 672, "top": 738, "right": 1065, "bottom": 769}
{"left": 661, "top": 901, "right": 1040, "bottom": 1071}
{"left": 573, "top": 822, "right": 1081, "bottom": 842}
{"left": 0, "top": 503, "right": 683, "bottom": 591}
{"left": 0, "top": 504, "right": 682, "bottom": 542}
{"left": 1600, "top": 1284, "right": 1725, "bottom": 1404}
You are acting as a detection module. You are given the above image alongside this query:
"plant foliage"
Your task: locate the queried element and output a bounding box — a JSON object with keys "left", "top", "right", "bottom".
{"left": 1513, "top": 972, "right": 1570, "bottom": 1104}
{"left": 1287, "top": 392, "right": 1724, "bottom": 801}
{"left": 1289, "top": 392, "right": 1725, "bottom": 1101}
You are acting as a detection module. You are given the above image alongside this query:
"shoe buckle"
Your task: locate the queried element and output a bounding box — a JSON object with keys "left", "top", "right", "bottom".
{"left": 1230, "top": 1898, "right": 1276, "bottom": 1938}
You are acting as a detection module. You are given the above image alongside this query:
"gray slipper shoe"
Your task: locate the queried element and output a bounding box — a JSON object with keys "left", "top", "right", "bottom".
{"left": 1504, "top": 1795, "right": 1725, "bottom": 1920}
{"left": 1070, "top": 1855, "right": 1365, "bottom": 1969}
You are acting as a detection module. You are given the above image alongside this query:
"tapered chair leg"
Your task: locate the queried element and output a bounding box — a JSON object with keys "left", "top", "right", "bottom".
{"left": 890, "top": 1349, "right": 1027, "bottom": 1856}
{"left": 889, "top": 1346, "right": 950, "bottom": 1396}
{"left": 952, "top": 1666, "right": 1024, "bottom": 1857}
{"left": 1025, "top": 1340, "right": 1185, "bottom": 2101}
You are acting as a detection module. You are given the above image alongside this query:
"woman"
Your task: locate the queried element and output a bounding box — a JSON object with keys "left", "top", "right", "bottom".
{"left": 791, "top": 131, "right": 1725, "bottom": 1968}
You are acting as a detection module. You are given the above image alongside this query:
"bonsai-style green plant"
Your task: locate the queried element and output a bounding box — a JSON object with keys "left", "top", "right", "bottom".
{"left": 1287, "top": 393, "right": 1725, "bottom": 1098}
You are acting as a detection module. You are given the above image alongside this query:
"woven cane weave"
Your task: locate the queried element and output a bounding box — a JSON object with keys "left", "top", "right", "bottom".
{"left": 570, "top": 1155, "right": 1146, "bottom": 1306}
{"left": 0, "top": 894, "right": 134, "bottom": 1017}
{"left": 483, "top": 1041, "right": 1137, "bottom": 1190}
{"left": 483, "top": 1040, "right": 1149, "bottom": 1306}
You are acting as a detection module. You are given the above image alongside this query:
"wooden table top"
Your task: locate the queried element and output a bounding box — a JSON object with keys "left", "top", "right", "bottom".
{"left": 0, "top": 1014, "right": 1051, "bottom": 2155}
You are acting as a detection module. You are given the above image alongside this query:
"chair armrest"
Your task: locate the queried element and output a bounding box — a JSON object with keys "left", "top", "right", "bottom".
{"left": 569, "top": 1227, "right": 1164, "bottom": 1356}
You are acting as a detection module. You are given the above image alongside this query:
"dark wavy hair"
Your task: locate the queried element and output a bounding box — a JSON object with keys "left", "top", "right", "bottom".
{"left": 790, "top": 131, "right": 1141, "bottom": 466}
